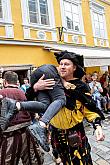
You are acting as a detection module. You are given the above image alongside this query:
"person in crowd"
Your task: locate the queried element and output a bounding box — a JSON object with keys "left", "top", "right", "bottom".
{"left": 0, "top": 64, "right": 66, "bottom": 152}
{"left": 0, "top": 52, "right": 105, "bottom": 164}
{"left": 89, "top": 73, "right": 104, "bottom": 110}
{"left": 27, "top": 64, "right": 66, "bottom": 152}
{"left": 100, "top": 73, "right": 107, "bottom": 86}
{"left": 0, "top": 71, "right": 44, "bottom": 165}
{"left": 85, "top": 73, "right": 92, "bottom": 83}
{"left": 20, "top": 77, "right": 30, "bottom": 93}
{"left": 48, "top": 51, "right": 105, "bottom": 164}
{"left": 101, "top": 80, "right": 110, "bottom": 113}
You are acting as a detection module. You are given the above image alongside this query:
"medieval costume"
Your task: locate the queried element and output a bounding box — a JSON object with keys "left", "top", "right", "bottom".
{"left": 50, "top": 51, "right": 105, "bottom": 165}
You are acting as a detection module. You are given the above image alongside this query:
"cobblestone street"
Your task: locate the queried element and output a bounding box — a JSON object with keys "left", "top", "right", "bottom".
{"left": 43, "top": 114, "right": 110, "bottom": 165}
{"left": 19, "top": 114, "right": 110, "bottom": 165}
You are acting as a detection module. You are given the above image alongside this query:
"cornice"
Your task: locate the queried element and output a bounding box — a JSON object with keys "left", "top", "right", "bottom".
{"left": 89, "top": 0, "right": 110, "bottom": 5}
{"left": 99, "top": 0, "right": 110, "bottom": 5}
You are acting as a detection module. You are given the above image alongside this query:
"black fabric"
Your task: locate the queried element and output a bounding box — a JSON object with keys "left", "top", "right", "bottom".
{"left": 51, "top": 122, "right": 93, "bottom": 165}
{"left": 30, "top": 64, "right": 61, "bottom": 87}
{"left": 65, "top": 79, "right": 105, "bottom": 120}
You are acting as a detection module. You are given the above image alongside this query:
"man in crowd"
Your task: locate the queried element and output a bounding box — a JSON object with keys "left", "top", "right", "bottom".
{"left": 0, "top": 71, "right": 44, "bottom": 165}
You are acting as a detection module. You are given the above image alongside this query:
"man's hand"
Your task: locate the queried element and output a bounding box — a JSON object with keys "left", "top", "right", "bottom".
{"left": 33, "top": 74, "right": 55, "bottom": 92}
{"left": 95, "top": 125, "right": 105, "bottom": 141}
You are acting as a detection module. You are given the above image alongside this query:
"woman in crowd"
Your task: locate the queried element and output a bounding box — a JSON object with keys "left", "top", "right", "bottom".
{"left": 49, "top": 51, "right": 105, "bottom": 165}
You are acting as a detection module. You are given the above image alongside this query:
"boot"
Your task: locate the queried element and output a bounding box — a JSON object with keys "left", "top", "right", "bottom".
{"left": 28, "top": 120, "right": 50, "bottom": 152}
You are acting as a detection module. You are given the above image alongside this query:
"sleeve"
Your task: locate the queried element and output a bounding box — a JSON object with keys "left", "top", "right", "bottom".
{"left": 68, "top": 82, "right": 105, "bottom": 120}
{"left": 83, "top": 106, "right": 102, "bottom": 129}
{"left": 77, "top": 92, "right": 105, "bottom": 120}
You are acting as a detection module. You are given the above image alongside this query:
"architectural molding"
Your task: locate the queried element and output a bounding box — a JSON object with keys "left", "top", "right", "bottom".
{"left": 100, "top": 0, "right": 110, "bottom": 5}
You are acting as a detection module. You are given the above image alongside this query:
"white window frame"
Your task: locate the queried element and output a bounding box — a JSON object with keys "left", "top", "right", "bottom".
{"left": 0, "top": 0, "right": 12, "bottom": 23}
{"left": 21, "top": 0, "right": 55, "bottom": 29}
{"left": 90, "top": 1, "right": 107, "bottom": 39}
{"left": 60, "top": 0, "right": 84, "bottom": 34}
{"left": 0, "top": 0, "right": 3, "bottom": 20}
{"left": 0, "top": 0, "right": 14, "bottom": 38}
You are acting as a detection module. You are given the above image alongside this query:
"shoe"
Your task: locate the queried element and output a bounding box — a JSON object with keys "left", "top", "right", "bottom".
{"left": 0, "top": 97, "right": 17, "bottom": 131}
{"left": 28, "top": 121, "right": 50, "bottom": 152}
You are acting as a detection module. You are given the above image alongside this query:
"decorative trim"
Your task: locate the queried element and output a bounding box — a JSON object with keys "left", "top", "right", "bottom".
{"left": 72, "top": 35, "right": 79, "bottom": 43}
{"left": 5, "top": 25, "right": 14, "bottom": 38}
{"left": 23, "top": 27, "right": 30, "bottom": 39}
{"left": 51, "top": 31, "right": 57, "bottom": 42}
{"left": 64, "top": 33, "right": 68, "bottom": 42}
{"left": 82, "top": 36, "right": 86, "bottom": 44}
{"left": 106, "top": 40, "right": 109, "bottom": 47}
{"left": 37, "top": 31, "right": 46, "bottom": 40}
{"left": 100, "top": 0, "right": 110, "bottom": 5}
{"left": 0, "top": 39, "right": 109, "bottom": 53}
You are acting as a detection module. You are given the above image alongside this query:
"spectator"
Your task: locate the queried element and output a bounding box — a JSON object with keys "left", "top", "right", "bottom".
{"left": 20, "top": 77, "right": 30, "bottom": 93}
{"left": 89, "top": 73, "right": 103, "bottom": 110}
{"left": 0, "top": 71, "right": 44, "bottom": 165}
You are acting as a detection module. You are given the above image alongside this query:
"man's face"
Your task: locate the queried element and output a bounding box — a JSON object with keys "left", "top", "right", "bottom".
{"left": 58, "top": 59, "right": 76, "bottom": 80}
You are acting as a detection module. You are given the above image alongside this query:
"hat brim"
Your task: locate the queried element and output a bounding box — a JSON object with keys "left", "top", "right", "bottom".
{"left": 74, "top": 65, "right": 85, "bottom": 79}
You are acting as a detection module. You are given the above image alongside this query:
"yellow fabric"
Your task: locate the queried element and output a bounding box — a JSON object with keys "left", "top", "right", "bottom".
{"left": 83, "top": 107, "right": 100, "bottom": 122}
{"left": 50, "top": 100, "right": 100, "bottom": 129}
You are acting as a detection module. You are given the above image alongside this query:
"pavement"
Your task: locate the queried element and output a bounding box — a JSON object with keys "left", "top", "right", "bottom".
{"left": 43, "top": 113, "right": 110, "bottom": 165}
{"left": 19, "top": 113, "right": 110, "bottom": 165}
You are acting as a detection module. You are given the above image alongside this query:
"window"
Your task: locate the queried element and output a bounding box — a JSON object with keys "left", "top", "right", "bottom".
{"left": 0, "top": 0, "right": 3, "bottom": 19}
{"left": 28, "top": 0, "right": 49, "bottom": 25}
{"left": 90, "top": 2, "right": 107, "bottom": 39}
{"left": 93, "top": 12, "right": 105, "bottom": 38}
{"left": 63, "top": 0, "right": 81, "bottom": 32}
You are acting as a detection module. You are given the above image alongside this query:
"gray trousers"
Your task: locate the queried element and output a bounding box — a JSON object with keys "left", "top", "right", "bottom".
{"left": 21, "top": 64, "right": 66, "bottom": 124}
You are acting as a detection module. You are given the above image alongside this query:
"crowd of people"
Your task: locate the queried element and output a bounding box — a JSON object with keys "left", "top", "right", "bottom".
{"left": 83, "top": 71, "right": 110, "bottom": 114}
{"left": 0, "top": 51, "right": 106, "bottom": 165}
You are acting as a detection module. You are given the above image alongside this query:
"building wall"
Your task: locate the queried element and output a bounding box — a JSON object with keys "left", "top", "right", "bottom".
{"left": 0, "top": 0, "right": 110, "bottom": 75}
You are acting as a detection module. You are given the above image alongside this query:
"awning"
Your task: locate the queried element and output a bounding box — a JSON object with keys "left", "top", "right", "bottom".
{"left": 44, "top": 44, "right": 110, "bottom": 67}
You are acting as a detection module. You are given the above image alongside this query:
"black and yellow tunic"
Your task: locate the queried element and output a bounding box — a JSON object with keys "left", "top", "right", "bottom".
{"left": 50, "top": 79, "right": 105, "bottom": 165}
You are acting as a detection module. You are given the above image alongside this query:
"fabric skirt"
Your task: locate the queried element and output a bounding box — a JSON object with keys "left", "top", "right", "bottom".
{"left": 50, "top": 122, "right": 93, "bottom": 165}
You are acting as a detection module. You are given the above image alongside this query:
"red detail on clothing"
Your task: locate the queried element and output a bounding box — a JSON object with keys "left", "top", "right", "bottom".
{"left": 0, "top": 88, "right": 31, "bottom": 126}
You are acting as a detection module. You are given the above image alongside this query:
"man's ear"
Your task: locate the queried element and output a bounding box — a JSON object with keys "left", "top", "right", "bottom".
{"left": 73, "top": 65, "right": 77, "bottom": 71}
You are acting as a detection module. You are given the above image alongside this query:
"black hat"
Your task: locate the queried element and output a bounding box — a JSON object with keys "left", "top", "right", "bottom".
{"left": 54, "top": 51, "right": 85, "bottom": 79}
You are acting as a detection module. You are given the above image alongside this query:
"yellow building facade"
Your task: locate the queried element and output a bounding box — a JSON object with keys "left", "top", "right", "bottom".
{"left": 0, "top": 0, "right": 110, "bottom": 80}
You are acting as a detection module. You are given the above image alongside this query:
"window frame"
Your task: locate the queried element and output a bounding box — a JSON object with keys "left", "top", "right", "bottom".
{"left": 21, "top": 0, "right": 55, "bottom": 29}
{"left": 60, "top": 0, "right": 84, "bottom": 34}
{"left": 0, "top": 0, "right": 12, "bottom": 23}
{"left": 90, "top": 1, "right": 107, "bottom": 39}
{"left": 0, "top": 0, "right": 3, "bottom": 20}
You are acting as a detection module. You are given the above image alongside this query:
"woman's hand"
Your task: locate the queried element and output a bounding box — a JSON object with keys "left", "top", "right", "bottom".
{"left": 95, "top": 125, "right": 105, "bottom": 141}
{"left": 33, "top": 74, "right": 55, "bottom": 92}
